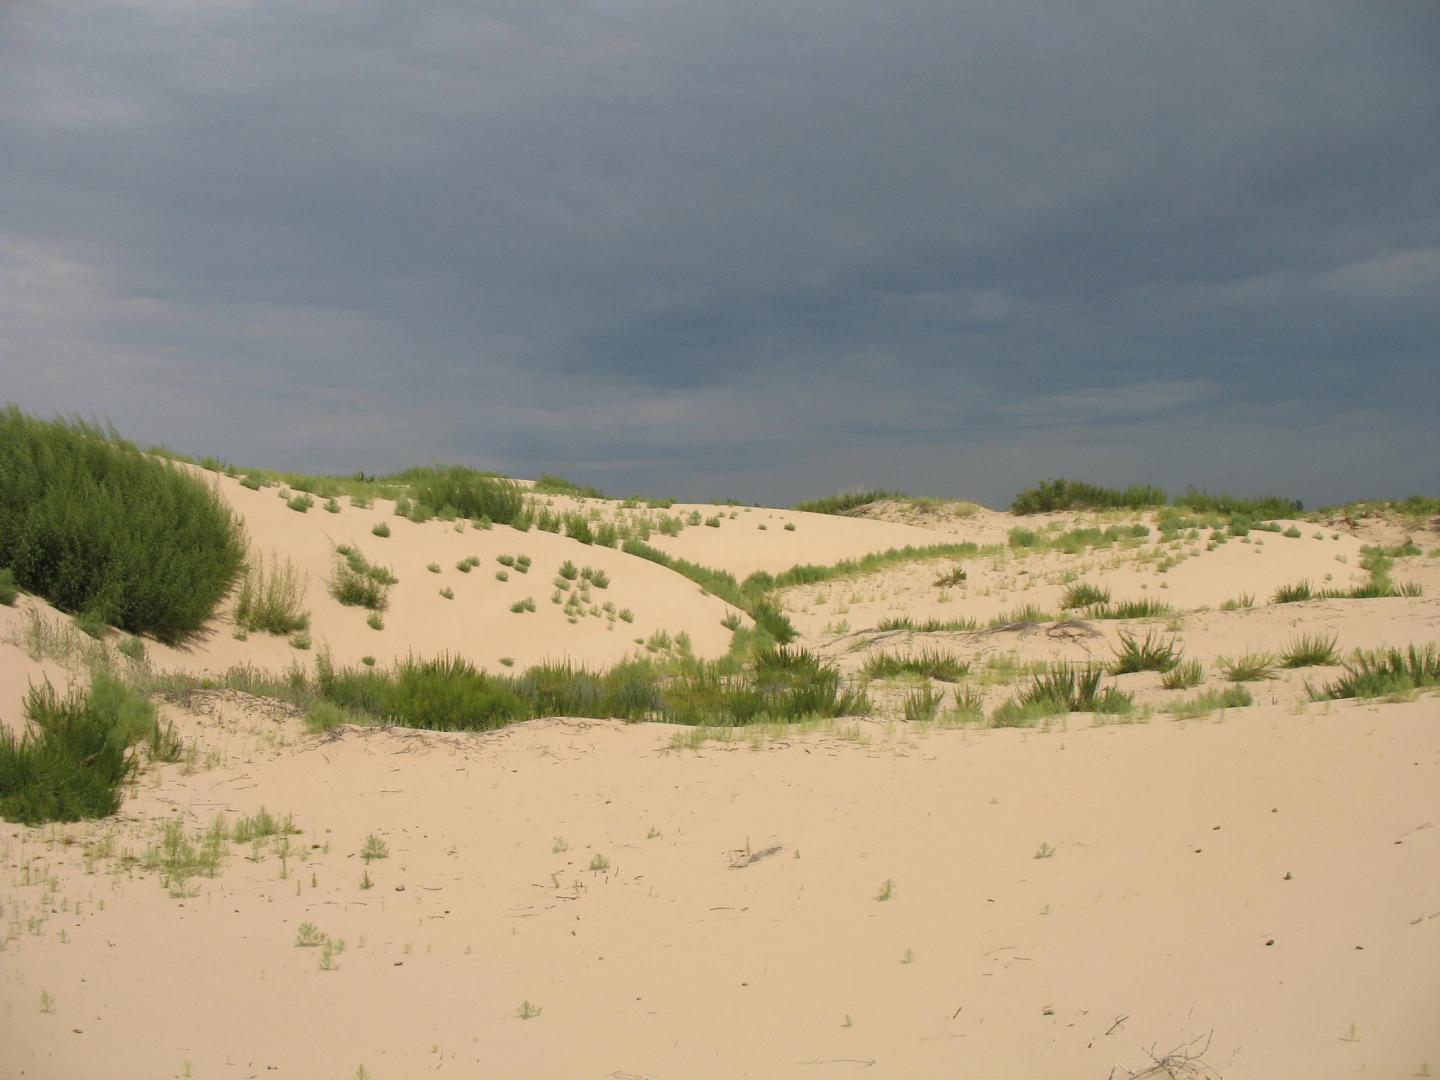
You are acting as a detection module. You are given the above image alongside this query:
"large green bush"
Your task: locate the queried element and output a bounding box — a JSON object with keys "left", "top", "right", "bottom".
{"left": 0, "top": 407, "right": 247, "bottom": 642}
{"left": 0, "top": 672, "right": 155, "bottom": 824}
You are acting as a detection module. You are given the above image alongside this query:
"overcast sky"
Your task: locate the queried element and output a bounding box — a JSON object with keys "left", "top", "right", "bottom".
{"left": 3, "top": 1, "right": 1437, "bottom": 508}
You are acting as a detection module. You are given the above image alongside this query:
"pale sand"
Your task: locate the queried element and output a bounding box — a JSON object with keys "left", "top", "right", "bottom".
{"left": 1, "top": 481, "right": 1438, "bottom": 1078}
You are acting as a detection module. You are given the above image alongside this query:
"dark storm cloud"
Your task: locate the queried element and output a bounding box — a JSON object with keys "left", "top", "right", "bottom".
{"left": 2, "top": 0, "right": 1437, "bottom": 507}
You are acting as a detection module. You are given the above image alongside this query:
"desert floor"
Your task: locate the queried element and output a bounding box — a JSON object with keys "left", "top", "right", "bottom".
{"left": 2, "top": 478, "right": 1438, "bottom": 1079}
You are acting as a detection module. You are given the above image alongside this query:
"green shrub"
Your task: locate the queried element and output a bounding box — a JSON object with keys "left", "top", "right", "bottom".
{"left": 329, "top": 547, "right": 394, "bottom": 611}
{"left": 395, "top": 466, "right": 524, "bottom": 525}
{"left": 286, "top": 493, "right": 314, "bottom": 513}
{"left": 1060, "top": 582, "right": 1110, "bottom": 610}
{"left": 234, "top": 553, "right": 309, "bottom": 635}
{"left": 1280, "top": 634, "right": 1340, "bottom": 668}
{"left": 0, "top": 407, "right": 246, "bottom": 642}
{"left": 903, "top": 686, "right": 944, "bottom": 723}
{"left": 1110, "top": 631, "right": 1180, "bottom": 674}
{"left": 1160, "top": 659, "right": 1204, "bottom": 689}
{"left": 1219, "top": 653, "right": 1277, "bottom": 682}
{"left": 1010, "top": 479, "right": 1166, "bottom": 514}
{"left": 1272, "top": 581, "right": 1313, "bottom": 605}
{"left": 371, "top": 521, "right": 391, "bottom": 538}
{"left": 792, "top": 489, "right": 902, "bottom": 515}
{"left": 861, "top": 649, "right": 968, "bottom": 682}
{"left": 1312, "top": 644, "right": 1440, "bottom": 700}
{"left": 0, "top": 567, "right": 18, "bottom": 606}
{"left": 533, "top": 474, "right": 606, "bottom": 499}
{"left": 1173, "top": 488, "right": 1302, "bottom": 519}
{"left": 1165, "top": 686, "right": 1253, "bottom": 719}
{"left": 0, "top": 673, "right": 151, "bottom": 824}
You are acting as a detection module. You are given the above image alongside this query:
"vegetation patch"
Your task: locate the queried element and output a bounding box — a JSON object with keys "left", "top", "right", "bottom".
{"left": 0, "top": 407, "right": 246, "bottom": 642}
{"left": 0, "top": 672, "right": 159, "bottom": 824}
{"left": 234, "top": 553, "right": 309, "bottom": 635}
{"left": 861, "top": 648, "right": 968, "bottom": 682}
{"left": 1311, "top": 644, "right": 1440, "bottom": 700}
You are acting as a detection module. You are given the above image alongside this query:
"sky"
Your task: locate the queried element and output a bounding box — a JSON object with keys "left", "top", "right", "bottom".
{"left": 3, "top": 1, "right": 1438, "bottom": 509}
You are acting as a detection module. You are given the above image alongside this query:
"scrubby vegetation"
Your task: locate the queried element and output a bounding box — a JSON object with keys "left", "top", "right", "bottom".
{"left": 991, "top": 664, "right": 1132, "bottom": 726}
{"left": 234, "top": 553, "right": 309, "bottom": 635}
{"left": 330, "top": 545, "right": 396, "bottom": 611}
{"left": 532, "top": 474, "right": 607, "bottom": 499}
{"left": 1010, "top": 479, "right": 1166, "bottom": 514}
{"left": 1311, "top": 644, "right": 1440, "bottom": 700}
{"left": 0, "top": 671, "right": 165, "bottom": 824}
{"left": 0, "top": 407, "right": 246, "bottom": 642}
{"left": 792, "top": 489, "right": 904, "bottom": 515}
{"left": 860, "top": 648, "right": 968, "bottom": 682}
{"left": 311, "top": 647, "right": 867, "bottom": 729}
{"left": 392, "top": 465, "right": 525, "bottom": 524}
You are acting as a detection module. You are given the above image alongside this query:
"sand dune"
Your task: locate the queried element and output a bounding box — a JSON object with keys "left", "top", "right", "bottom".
{"left": 2, "top": 477, "right": 1438, "bottom": 1079}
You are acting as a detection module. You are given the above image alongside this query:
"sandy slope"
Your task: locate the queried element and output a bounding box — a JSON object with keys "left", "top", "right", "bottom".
{"left": 2, "top": 484, "right": 1438, "bottom": 1078}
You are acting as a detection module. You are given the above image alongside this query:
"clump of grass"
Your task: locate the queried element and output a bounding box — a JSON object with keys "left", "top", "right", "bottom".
{"left": 875, "top": 615, "right": 978, "bottom": 633}
{"left": 0, "top": 674, "right": 153, "bottom": 823}
{"left": 533, "top": 474, "right": 606, "bottom": 499}
{"left": 1007, "top": 526, "right": 1041, "bottom": 549}
{"left": 323, "top": 497, "right": 340, "bottom": 514}
{"left": 231, "top": 806, "right": 297, "bottom": 843}
{"left": 303, "top": 700, "right": 348, "bottom": 734}
{"left": 514, "top": 555, "right": 532, "bottom": 574}
{"left": 234, "top": 553, "right": 309, "bottom": 635}
{"left": 1218, "top": 652, "right": 1277, "bottom": 682}
{"left": 117, "top": 636, "right": 146, "bottom": 663}
{"left": 1166, "top": 686, "right": 1253, "bottom": 719}
{"left": 439, "top": 587, "right": 454, "bottom": 600}
{"left": 360, "top": 834, "right": 389, "bottom": 862}
{"left": 791, "top": 489, "right": 902, "bottom": 515}
{"left": 861, "top": 648, "right": 968, "bottom": 682}
{"left": 1219, "top": 592, "right": 1255, "bottom": 611}
{"left": 559, "top": 560, "right": 579, "bottom": 581}
{"left": 932, "top": 565, "right": 967, "bottom": 587}
{"left": 988, "top": 604, "right": 1054, "bottom": 627}
{"left": 366, "top": 612, "right": 384, "bottom": 630}
{"left": 992, "top": 664, "right": 1131, "bottom": 725}
{"left": 286, "top": 493, "right": 314, "bottom": 513}
{"left": 1280, "top": 634, "right": 1340, "bottom": 668}
{"left": 1095, "top": 598, "right": 1174, "bottom": 620}
{"left": 1060, "top": 582, "right": 1110, "bottom": 610}
{"left": 903, "top": 686, "right": 944, "bottom": 723}
{"left": 427, "top": 562, "right": 441, "bottom": 574}
{"left": 1311, "top": 644, "right": 1440, "bottom": 700}
{"left": 1160, "top": 658, "right": 1204, "bottom": 689}
{"left": 510, "top": 597, "right": 536, "bottom": 614}
{"left": 0, "top": 407, "right": 246, "bottom": 643}
{"left": 371, "top": 521, "right": 391, "bottom": 538}
{"left": 1110, "top": 631, "right": 1181, "bottom": 674}
{"left": 330, "top": 546, "right": 395, "bottom": 611}
{"left": 1011, "top": 479, "right": 1166, "bottom": 514}
{"left": 1272, "top": 581, "right": 1313, "bottom": 605}
{"left": 396, "top": 465, "right": 524, "bottom": 524}
{"left": 952, "top": 685, "right": 985, "bottom": 722}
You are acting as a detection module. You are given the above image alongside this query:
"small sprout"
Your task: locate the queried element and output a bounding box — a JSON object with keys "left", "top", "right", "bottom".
{"left": 875, "top": 878, "right": 895, "bottom": 902}
{"left": 361, "top": 834, "right": 389, "bottom": 862}
{"left": 1034, "top": 842, "right": 1055, "bottom": 859}
{"left": 517, "top": 1000, "right": 542, "bottom": 1020}
{"left": 588, "top": 854, "right": 610, "bottom": 872}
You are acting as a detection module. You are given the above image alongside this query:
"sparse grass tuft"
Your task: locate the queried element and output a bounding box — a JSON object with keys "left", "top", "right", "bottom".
{"left": 1166, "top": 685, "right": 1253, "bottom": 719}
{"left": 1218, "top": 652, "right": 1277, "bottom": 682}
{"left": 1272, "top": 581, "right": 1314, "bottom": 605}
{"left": 861, "top": 648, "right": 968, "bottom": 682}
{"left": 286, "top": 493, "right": 313, "bottom": 513}
{"left": 330, "top": 546, "right": 395, "bottom": 611}
{"left": 1061, "top": 582, "right": 1110, "bottom": 610}
{"left": 1280, "top": 633, "right": 1340, "bottom": 668}
{"left": 1160, "top": 658, "right": 1204, "bottom": 689}
{"left": 1311, "top": 644, "right": 1440, "bottom": 700}
{"left": 234, "top": 553, "right": 309, "bottom": 635}
{"left": 902, "top": 686, "right": 944, "bottom": 723}
{"left": 370, "top": 521, "right": 390, "bottom": 538}
{"left": 1110, "top": 631, "right": 1181, "bottom": 674}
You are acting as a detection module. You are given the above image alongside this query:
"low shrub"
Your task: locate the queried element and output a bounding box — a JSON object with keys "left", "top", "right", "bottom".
{"left": 0, "top": 672, "right": 154, "bottom": 824}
